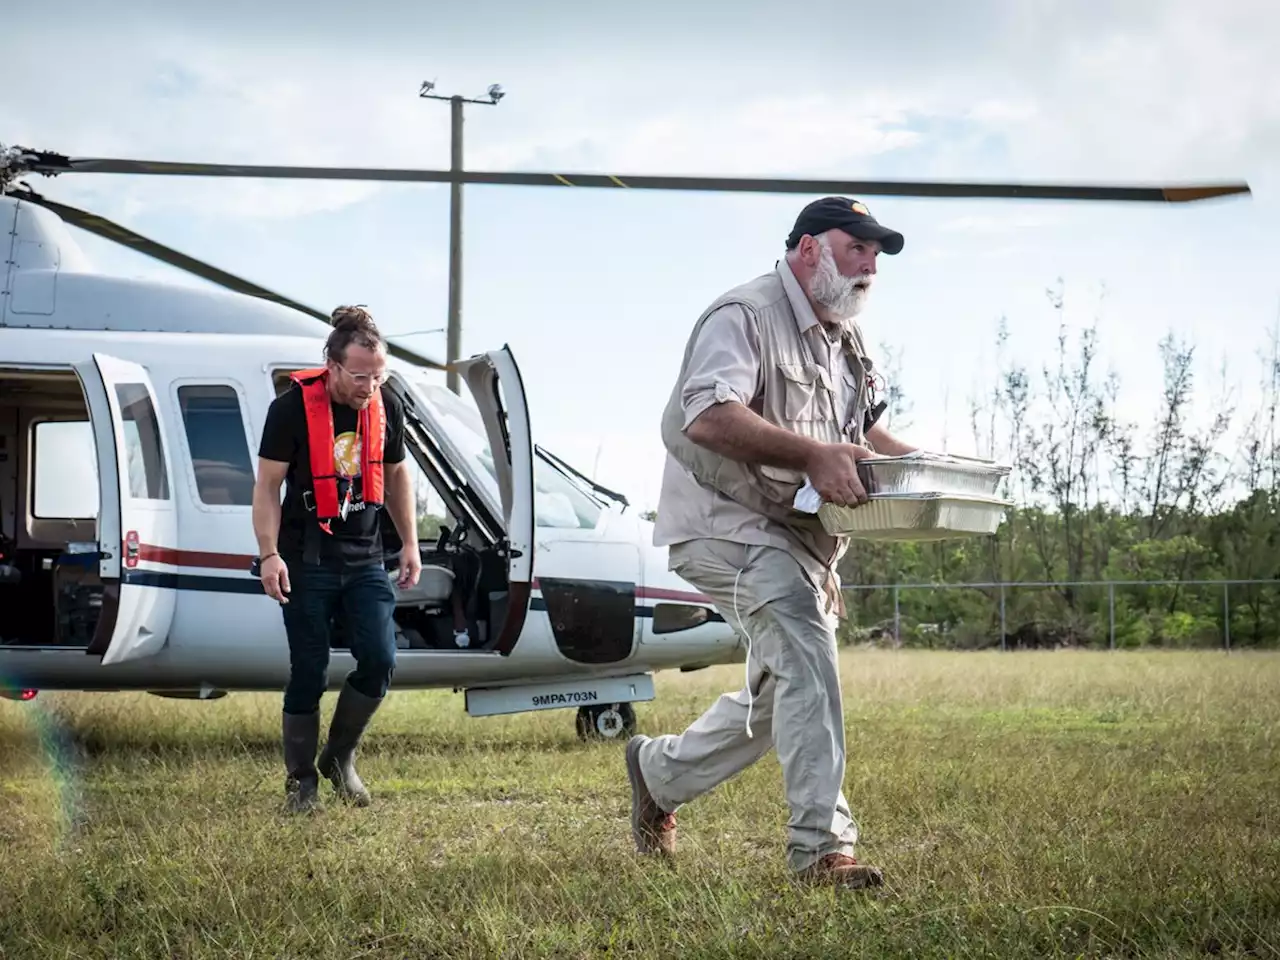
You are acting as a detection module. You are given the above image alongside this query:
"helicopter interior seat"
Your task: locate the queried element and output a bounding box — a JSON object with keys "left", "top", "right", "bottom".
{"left": 392, "top": 562, "right": 456, "bottom": 606}
{"left": 1, "top": 523, "right": 89, "bottom": 650}
{"left": 0, "top": 495, "right": 19, "bottom": 587}
{"left": 0, "top": 368, "right": 110, "bottom": 649}
{"left": 374, "top": 504, "right": 461, "bottom": 603}
{"left": 0, "top": 418, "right": 18, "bottom": 643}
{"left": 0, "top": 489, "right": 23, "bottom": 645}
{"left": 325, "top": 505, "right": 489, "bottom": 652}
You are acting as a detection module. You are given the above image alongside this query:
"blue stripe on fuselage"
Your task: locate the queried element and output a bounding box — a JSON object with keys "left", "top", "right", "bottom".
{"left": 119, "top": 572, "right": 724, "bottom": 623}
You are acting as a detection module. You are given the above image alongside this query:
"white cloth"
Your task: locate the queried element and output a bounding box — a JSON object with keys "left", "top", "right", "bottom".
{"left": 792, "top": 479, "right": 823, "bottom": 514}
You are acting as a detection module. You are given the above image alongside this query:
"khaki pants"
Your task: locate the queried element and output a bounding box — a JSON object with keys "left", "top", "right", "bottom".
{"left": 637, "top": 538, "right": 858, "bottom": 872}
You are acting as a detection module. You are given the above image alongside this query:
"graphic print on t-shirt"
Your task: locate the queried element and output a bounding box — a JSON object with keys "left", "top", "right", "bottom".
{"left": 333, "top": 431, "right": 362, "bottom": 479}
{"left": 333, "top": 430, "right": 368, "bottom": 515}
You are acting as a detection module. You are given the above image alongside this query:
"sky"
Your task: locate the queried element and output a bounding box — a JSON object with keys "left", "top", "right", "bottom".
{"left": 4, "top": 0, "right": 1279, "bottom": 513}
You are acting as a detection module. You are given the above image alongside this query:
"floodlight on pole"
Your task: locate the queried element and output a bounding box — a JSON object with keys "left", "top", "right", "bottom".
{"left": 419, "top": 79, "right": 505, "bottom": 394}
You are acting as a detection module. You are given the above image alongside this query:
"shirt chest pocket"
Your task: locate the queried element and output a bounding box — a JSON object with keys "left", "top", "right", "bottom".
{"left": 841, "top": 363, "right": 865, "bottom": 419}
{"left": 776, "top": 361, "right": 833, "bottom": 421}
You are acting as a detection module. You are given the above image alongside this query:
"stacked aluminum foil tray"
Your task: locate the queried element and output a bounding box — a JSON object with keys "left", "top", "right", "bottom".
{"left": 817, "top": 452, "right": 1013, "bottom": 540}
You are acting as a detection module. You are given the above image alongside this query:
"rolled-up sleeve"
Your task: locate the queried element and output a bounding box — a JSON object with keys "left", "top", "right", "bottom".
{"left": 679, "top": 303, "right": 762, "bottom": 431}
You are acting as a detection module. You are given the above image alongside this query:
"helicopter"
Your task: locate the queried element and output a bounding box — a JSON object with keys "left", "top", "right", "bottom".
{"left": 0, "top": 141, "right": 1250, "bottom": 739}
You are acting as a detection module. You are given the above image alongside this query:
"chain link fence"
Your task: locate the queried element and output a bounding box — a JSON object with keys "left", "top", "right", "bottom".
{"left": 839, "top": 579, "right": 1280, "bottom": 651}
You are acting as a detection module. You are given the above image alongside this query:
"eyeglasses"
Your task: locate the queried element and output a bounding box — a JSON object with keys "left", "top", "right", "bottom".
{"left": 337, "top": 362, "right": 388, "bottom": 387}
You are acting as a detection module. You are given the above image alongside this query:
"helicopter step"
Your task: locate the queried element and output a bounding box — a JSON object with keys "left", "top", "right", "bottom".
{"left": 463, "top": 672, "right": 654, "bottom": 722}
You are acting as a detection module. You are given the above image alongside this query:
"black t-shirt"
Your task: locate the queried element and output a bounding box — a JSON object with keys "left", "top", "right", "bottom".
{"left": 258, "top": 384, "right": 407, "bottom": 567}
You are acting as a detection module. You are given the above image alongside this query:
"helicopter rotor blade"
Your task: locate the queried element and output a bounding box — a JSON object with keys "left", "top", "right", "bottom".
{"left": 12, "top": 187, "right": 449, "bottom": 372}
{"left": 15, "top": 148, "right": 1251, "bottom": 203}
{"left": 379, "top": 338, "right": 450, "bottom": 371}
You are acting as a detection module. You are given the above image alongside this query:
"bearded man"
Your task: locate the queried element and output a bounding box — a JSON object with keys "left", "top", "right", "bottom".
{"left": 625, "top": 197, "right": 917, "bottom": 888}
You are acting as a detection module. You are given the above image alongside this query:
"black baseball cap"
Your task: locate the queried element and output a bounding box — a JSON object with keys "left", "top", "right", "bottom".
{"left": 785, "top": 196, "right": 904, "bottom": 255}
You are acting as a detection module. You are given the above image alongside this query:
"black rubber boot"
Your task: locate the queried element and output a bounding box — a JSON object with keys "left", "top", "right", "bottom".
{"left": 282, "top": 710, "right": 321, "bottom": 814}
{"left": 317, "top": 682, "right": 382, "bottom": 806}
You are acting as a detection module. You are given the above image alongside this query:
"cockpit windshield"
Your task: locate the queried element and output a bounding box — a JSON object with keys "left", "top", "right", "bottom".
{"left": 412, "top": 379, "right": 608, "bottom": 530}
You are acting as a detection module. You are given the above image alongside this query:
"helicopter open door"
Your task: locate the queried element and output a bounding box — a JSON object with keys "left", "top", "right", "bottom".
{"left": 72, "top": 353, "right": 177, "bottom": 666}
{"left": 452, "top": 346, "right": 535, "bottom": 655}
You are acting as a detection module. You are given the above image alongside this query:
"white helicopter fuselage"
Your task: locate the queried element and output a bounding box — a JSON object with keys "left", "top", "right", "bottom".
{"left": 0, "top": 195, "right": 742, "bottom": 729}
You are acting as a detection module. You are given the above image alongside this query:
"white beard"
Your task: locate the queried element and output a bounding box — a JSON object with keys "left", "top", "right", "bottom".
{"left": 809, "top": 239, "right": 870, "bottom": 319}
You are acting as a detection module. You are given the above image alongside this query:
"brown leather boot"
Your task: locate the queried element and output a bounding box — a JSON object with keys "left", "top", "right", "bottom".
{"left": 626, "top": 735, "right": 676, "bottom": 856}
{"left": 796, "top": 853, "right": 885, "bottom": 889}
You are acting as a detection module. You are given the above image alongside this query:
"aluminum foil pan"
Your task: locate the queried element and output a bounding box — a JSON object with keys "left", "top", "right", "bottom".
{"left": 858, "top": 453, "right": 1011, "bottom": 498}
{"left": 818, "top": 492, "right": 1011, "bottom": 540}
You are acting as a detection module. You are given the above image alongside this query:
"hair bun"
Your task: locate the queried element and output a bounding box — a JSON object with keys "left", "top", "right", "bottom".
{"left": 330, "top": 304, "right": 375, "bottom": 331}
{"left": 323, "top": 304, "right": 384, "bottom": 362}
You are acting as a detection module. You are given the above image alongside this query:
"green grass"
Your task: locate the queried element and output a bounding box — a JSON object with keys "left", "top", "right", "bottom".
{"left": 2, "top": 649, "right": 1278, "bottom": 958}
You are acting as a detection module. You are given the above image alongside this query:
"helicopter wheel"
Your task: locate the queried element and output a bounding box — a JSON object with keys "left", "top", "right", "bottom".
{"left": 575, "top": 702, "right": 637, "bottom": 742}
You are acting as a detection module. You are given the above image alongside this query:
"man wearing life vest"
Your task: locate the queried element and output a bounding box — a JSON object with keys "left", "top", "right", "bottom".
{"left": 251, "top": 305, "right": 422, "bottom": 813}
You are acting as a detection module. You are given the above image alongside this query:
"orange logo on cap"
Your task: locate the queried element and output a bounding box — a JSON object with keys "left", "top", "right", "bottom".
{"left": 850, "top": 201, "right": 870, "bottom": 216}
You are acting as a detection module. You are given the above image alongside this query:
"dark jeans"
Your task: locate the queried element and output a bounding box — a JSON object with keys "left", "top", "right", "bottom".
{"left": 280, "top": 560, "right": 398, "bottom": 715}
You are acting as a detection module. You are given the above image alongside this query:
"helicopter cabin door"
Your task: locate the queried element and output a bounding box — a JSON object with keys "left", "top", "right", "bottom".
{"left": 452, "top": 347, "right": 535, "bottom": 656}
{"left": 72, "top": 353, "right": 178, "bottom": 665}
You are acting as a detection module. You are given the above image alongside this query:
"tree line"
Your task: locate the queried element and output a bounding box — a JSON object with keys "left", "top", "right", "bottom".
{"left": 837, "top": 279, "right": 1279, "bottom": 649}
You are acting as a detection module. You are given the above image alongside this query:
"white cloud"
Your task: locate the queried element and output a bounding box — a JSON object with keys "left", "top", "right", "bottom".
{"left": 470, "top": 92, "right": 928, "bottom": 176}
{"left": 8, "top": 0, "right": 1276, "bottom": 225}
{"left": 964, "top": 99, "right": 1039, "bottom": 127}
{"left": 5, "top": 48, "right": 938, "bottom": 225}
{"left": 936, "top": 213, "right": 1062, "bottom": 235}
{"left": 974, "top": 0, "right": 1280, "bottom": 192}
{"left": 5, "top": 1, "right": 1279, "bottom": 513}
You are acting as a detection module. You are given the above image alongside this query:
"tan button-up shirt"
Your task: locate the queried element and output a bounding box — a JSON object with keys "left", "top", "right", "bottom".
{"left": 653, "top": 257, "right": 868, "bottom": 566}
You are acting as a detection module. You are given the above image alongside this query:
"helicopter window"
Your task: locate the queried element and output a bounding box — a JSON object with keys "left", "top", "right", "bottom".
{"left": 271, "top": 370, "right": 299, "bottom": 397}
{"left": 176, "top": 385, "right": 255, "bottom": 506}
{"left": 115, "top": 383, "right": 169, "bottom": 501}
{"left": 32, "top": 421, "right": 98, "bottom": 519}
{"left": 531, "top": 456, "right": 605, "bottom": 529}
{"left": 401, "top": 455, "right": 455, "bottom": 542}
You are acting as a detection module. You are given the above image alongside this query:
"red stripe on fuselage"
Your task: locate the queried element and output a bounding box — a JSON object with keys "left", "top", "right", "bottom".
{"left": 130, "top": 544, "right": 715, "bottom": 605}
{"left": 136, "top": 544, "right": 254, "bottom": 570}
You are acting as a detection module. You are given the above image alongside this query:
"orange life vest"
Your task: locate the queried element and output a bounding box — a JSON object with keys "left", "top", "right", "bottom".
{"left": 289, "top": 367, "right": 386, "bottom": 532}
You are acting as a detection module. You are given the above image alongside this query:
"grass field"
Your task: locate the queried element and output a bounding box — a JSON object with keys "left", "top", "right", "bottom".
{"left": 2, "top": 649, "right": 1278, "bottom": 959}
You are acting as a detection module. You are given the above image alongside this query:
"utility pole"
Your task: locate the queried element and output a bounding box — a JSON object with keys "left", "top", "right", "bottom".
{"left": 419, "top": 79, "right": 505, "bottom": 394}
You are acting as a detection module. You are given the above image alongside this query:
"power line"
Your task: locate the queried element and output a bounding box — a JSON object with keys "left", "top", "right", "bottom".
{"left": 418, "top": 79, "right": 505, "bottom": 394}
